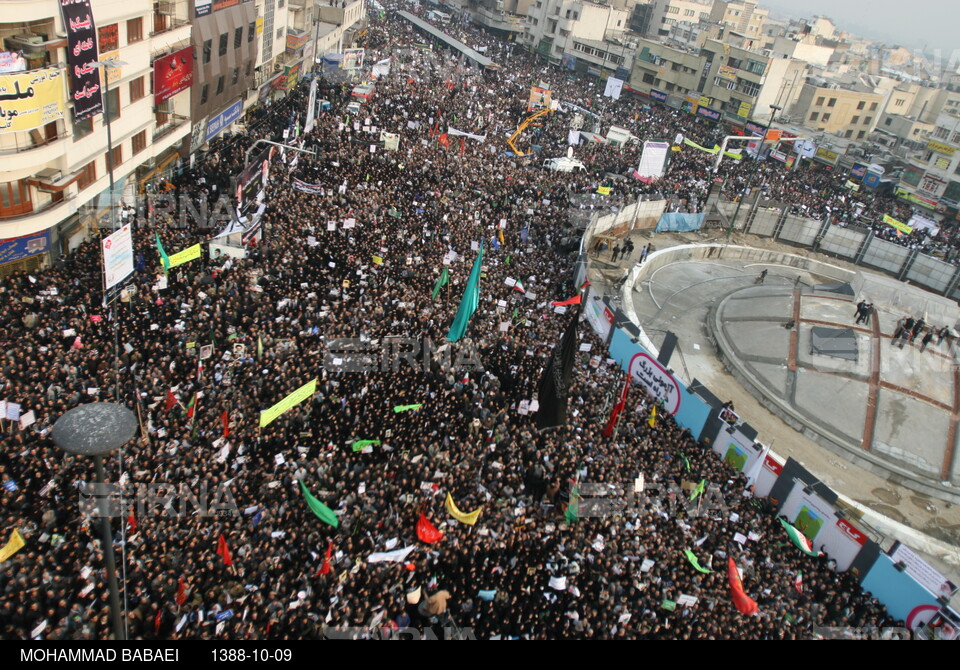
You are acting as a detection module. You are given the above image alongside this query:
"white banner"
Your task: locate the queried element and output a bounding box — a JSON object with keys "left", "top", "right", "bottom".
{"left": 304, "top": 78, "right": 318, "bottom": 134}
{"left": 447, "top": 127, "right": 487, "bottom": 142}
{"left": 638, "top": 141, "right": 670, "bottom": 179}
{"left": 102, "top": 224, "right": 134, "bottom": 292}
{"left": 603, "top": 77, "right": 624, "bottom": 100}
{"left": 367, "top": 545, "right": 416, "bottom": 564}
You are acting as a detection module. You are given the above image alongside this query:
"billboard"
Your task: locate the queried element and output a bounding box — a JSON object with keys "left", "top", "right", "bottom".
{"left": 717, "top": 64, "right": 738, "bottom": 81}
{"left": 101, "top": 224, "right": 134, "bottom": 292}
{"left": 0, "top": 68, "right": 66, "bottom": 135}
{"left": 60, "top": 0, "right": 103, "bottom": 121}
{"left": 154, "top": 48, "right": 194, "bottom": 104}
{"left": 696, "top": 106, "right": 721, "bottom": 122}
{"left": 528, "top": 85, "right": 551, "bottom": 111}
{"left": 649, "top": 89, "right": 668, "bottom": 103}
{"left": 814, "top": 146, "right": 839, "bottom": 164}
{"left": 342, "top": 48, "right": 365, "bottom": 70}
{"left": 195, "top": 0, "right": 212, "bottom": 16}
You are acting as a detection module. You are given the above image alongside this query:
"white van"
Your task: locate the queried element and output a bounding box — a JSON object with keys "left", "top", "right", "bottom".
{"left": 429, "top": 10, "right": 451, "bottom": 23}
{"left": 543, "top": 157, "right": 587, "bottom": 173}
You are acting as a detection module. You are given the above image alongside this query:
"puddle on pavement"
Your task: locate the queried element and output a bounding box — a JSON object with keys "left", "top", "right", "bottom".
{"left": 871, "top": 487, "right": 902, "bottom": 505}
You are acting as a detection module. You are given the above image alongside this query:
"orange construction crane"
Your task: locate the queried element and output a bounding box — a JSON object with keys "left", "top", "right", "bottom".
{"left": 507, "top": 107, "right": 553, "bottom": 156}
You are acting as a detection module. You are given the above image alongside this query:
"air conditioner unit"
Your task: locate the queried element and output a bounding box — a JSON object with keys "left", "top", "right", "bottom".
{"left": 274, "top": 63, "right": 283, "bottom": 71}
{"left": 11, "top": 33, "right": 43, "bottom": 46}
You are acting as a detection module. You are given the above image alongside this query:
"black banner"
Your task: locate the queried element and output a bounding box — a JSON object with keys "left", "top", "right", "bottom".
{"left": 536, "top": 306, "right": 580, "bottom": 430}
{"left": 60, "top": 0, "right": 103, "bottom": 121}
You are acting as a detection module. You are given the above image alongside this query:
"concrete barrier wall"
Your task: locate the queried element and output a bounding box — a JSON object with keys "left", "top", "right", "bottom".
{"left": 820, "top": 225, "right": 866, "bottom": 260}
{"left": 747, "top": 209, "right": 779, "bottom": 236}
{"left": 593, "top": 199, "right": 668, "bottom": 237}
{"left": 778, "top": 215, "right": 821, "bottom": 247}
{"left": 861, "top": 238, "right": 911, "bottom": 275}
{"left": 907, "top": 253, "right": 956, "bottom": 294}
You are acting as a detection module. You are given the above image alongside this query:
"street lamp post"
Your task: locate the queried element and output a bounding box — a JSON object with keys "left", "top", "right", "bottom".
{"left": 726, "top": 104, "right": 782, "bottom": 240}
{"left": 94, "top": 59, "right": 127, "bottom": 231}
{"left": 52, "top": 402, "right": 138, "bottom": 641}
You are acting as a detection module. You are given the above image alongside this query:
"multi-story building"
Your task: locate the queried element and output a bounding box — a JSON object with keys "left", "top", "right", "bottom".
{"left": 0, "top": 0, "right": 192, "bottom": 272}
{"left": 189, "top": 0, "right": 259, "bottom": 149}
{"left": 790, "top": 80, "right": 886, "bottom": 142}
{"left": 642, "top": 0, "right": 714, "bottom": 39}
{"left": 462, "top": 0, "right": 531, "bottom": 40}
{"left": 522, "top": 0, "right": 627, "bottom": 66}
{"left": 897, "top": 112, "right": 960, "bottom": 214}
{"left": 628, "top": 31, "right": 805, "bottom": 125}
{"left": 708, "top": 0, "right": 766, "bottom": 37}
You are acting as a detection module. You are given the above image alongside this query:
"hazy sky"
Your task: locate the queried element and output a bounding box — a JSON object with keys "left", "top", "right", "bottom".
{"left": 760, "top": 0, "right": 960, "bottom": 54}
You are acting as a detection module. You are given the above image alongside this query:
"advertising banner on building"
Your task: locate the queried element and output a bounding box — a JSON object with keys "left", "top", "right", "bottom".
{"left": 206, "top": 100, "right": 243, "bottom": 141}
{"left": 60, "top": 0, "right": 103, "bottom": 121}
{"left": 0, "top": 230, "right": 50, "bottom": 266}
{"left": 717, "top": 64, "right": 738, "bottom": 81}
{"left": 0, "top": 68, "right": 66, "bottom": 134}
{"left": 649, "top": 89, "right": 668, "bottom": 103}
{"left": 814, "top": 146, "right": 839, "bottom": 164}
{"left": 696, "top": 106, "right": 721, "bottom": 122}
{"left": 154, "top": 47, "right": 194, "bottom": 105}
{"left": 195, "top": 0, "right": 212, "bottom": 16}
{"left": 101, "top": 224, "right": 134, "bottom": 292}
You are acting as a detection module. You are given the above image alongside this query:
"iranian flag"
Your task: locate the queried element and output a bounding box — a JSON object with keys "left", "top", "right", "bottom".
{"left": 794, "top": 571, "right": 803, "bottom": 594}
{"left": 779, "top": 517, "right": 823, "bottom": 557}
{"left": 514, "top": 279, "right": 525, "bottom": 293}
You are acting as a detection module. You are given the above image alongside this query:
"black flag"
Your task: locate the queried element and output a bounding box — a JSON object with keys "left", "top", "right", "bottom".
{"left": 536, "top": 306, "right": 580, "bottom": 430}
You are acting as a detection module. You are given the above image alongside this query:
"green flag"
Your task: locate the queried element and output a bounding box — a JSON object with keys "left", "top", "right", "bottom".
{"left": 155, "top": 232, "right": 171, "bottom": 274}
{"left": 447, "top": 243, "right": 484, "bottom": 342}
{"left": 565, "top": 485, "right": 580, "bottom": 524}
{"left": 684, "top": 549, "right": 713, "bottom": 574}
{"left": 690, "top": 479, "right": 706, "bottom": 501}
{"left": 351, "top": 439, "right": 381, "bottom": 452}
{"left": 431, "top": 267, "right": 450, "bottom": 300}
{"left": 393, "top": 404, "right": 423, "bottom": 413}
{"left": 299, "top": 480, "right": 339, "bottom": 528}
{"left": 779, "top": 518, "right": 822, "bottom": 557}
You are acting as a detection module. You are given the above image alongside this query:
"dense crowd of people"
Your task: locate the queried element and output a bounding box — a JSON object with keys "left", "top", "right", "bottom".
{"left": 0, "top": 7, "right": 910, "bottom": 640}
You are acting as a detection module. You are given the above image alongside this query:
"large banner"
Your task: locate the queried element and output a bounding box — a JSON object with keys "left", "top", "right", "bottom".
{"left": 637, "top": 141, "right": 669, "bottom": 179}
{"left": 0, "top": 68, "right": 66, "bottom": 134}
{"left": 342, "top": 48, "right": 365, "bottom": 70}
{"left": 60, "top": 0, "right": 103, "bottom": 121}
{"left": 101, "top": 224, "right": 134, "bottom": 292}
{"left": 260, "top": 379, "right": 317, "bottom": 428}
{"left": 603, "top": 76, "right": 624, "bottom": 101}
{"left": 0, "top": 230, "right": 50, "bottom": 266}
{"left": 528, "top": 86, "right": 551, "bottom": 111}
{"left": 154, "top": 48, "right": 194, "bottom": 105}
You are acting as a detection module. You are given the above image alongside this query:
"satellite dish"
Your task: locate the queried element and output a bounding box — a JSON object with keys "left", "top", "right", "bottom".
{"left": 567, "top": 146, "right": 574, "bottom": 159}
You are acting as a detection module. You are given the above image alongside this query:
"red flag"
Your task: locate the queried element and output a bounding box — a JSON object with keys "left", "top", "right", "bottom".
{"left": 459, "top": 137, "right": 466, "bottom": 156}
{"left": 438, "top": 133, "right": 450, "bottom": 148}
{"left": 728, "top": 557, "right": 759, "bottom": 615}
{"left": 316, "top": 540, "right": 333, "bottom": 576}
{"left": 164, "top": 389, "right": 178, "bottom": 414}
{"left": 416, "top": 513, "right": 444, "bottom": 544}
{"left": 216, "top": 533, "right": 232, "bottom": 566}
{"left": 175, "top": 577, "right": 187, "bottom": 605}
{"left": 154, "top": 609, "right": 163, "bottom": 634}
{"left": 551, "top": 294, "right": 583, "bottom": 307}
{"left": 221, "top": 410, "right": 230, "bottom": 439}
{"left": 603, "top": 375, "right": 630, "bottom": 437}
{"left": 127, "top": 512, "right": 137, "bottom": 534}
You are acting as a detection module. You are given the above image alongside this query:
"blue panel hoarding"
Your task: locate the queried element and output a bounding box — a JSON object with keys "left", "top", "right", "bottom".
{"left": 206, "top": 100, "right": 243, "bottom": 141}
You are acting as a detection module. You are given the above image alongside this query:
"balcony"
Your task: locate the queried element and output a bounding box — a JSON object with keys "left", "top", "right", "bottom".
{"left": 0, "top": 129, "right": 69, "bottom": 169}
{"left": 0, "top": 193, "right": 77, "bottom": 238}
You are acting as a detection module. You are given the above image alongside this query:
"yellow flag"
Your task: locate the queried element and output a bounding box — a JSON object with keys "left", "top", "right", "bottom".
{"left": 372, "top": 255, "right": 384, "bottom": 265}
{"left": 497, "top": 229, "right": 505, "bottom": 245}
{"left": 648, "top": 406, "right": 657, "bottom": 428}
{"left": 0, "top": 529, "right": 25, "bottom": 562}
{"left": 597, "top": 186, "right": 611, "bottom": 195}
{"left": 168, "top": 244, "right": 203, "bottom": 269}
{"left": 445, "top": 492, "right": 482, "bottom": 525}
{"left": 259, "top": 378, "right": 318, "bottom": 428}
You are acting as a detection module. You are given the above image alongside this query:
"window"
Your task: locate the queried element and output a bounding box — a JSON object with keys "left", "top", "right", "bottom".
{"left": 132, "top": 130, "right": 147, "bottom": 155}
{"left": 857, "top": 131, "right": 866, "bottom": 140}
{"left": 129, "top": 76, "right": 145, "bottom": 102}
{"left": 104, "top": 88, "right": 121, "bottom": 123}
{"left": 77, "top": 161, "right": 97, "bottom": 190}
{"left": 642, "top": 72, "right": 655, "bottom": 85}
{"left": 885, "top": 117, "right": 893, "bottom": 126}
{"left": 864, "top": 116, "right": 873, "bottom": 125}
{"left": 851, "top": 115, "right": 860, "bottom": 124}
{"left": 827, "top": 98, "right": 837, "bottom": 107}
{"left": 816, "top": 96, "right": 825, "bottom": 106}
{"left": 248, "top": 21, "right": 256, "bottom": 43}
{"left": 822, "top": 113, "right": 831, "bottom": 122}
{"left": 245, "top": 62, "right": 252, "bottom": 77}
{"left": 0, "top": 180, "right": 32, "bottom": 218}
{"left": 72, "top": 117, "right": 94, "bottom": 141}
{"left": 278, "top": 0, "right": 284, "bottom": 6}
{"left": 276, "top": 28, "right": 283, "bottom": 40}
{"left": 231, "top": 67, "right": 239, "bottom": 86}
{"left": 127, "top": 17, "right": 143, "bottom": 43}
{"left": 219, "top": 33, "right": 228, "bottom": 56}
{"left": 234, "top": 27, "right": 243, "bottom": 49}
{"left": 845, "top": 129, "right": 853, "bottom": 138}
{"left": 895, "top": 98, "right": 905, "bottom": 107}
{"left": 935, "top": 126, "right": 951, "bottom": 140}
{"left": 203, "top": 39, "right": 212, "bottom": 64}
{"left": 953, "top": 131, "right": 960, "bottom": 144}
{"left": 870, "top": 102, "right": 878, "bottom": 111}
{"left": 106, "top": 145, "right": 122, "bottom": 171}
{"left": 857, "top": 100, "right": 866, "bottom": 110}
{"left": 215, "top": 75, "right": 225, "bottom": 96}
{"left": 810, "top": 112, "right": 819, "bottom": 121}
